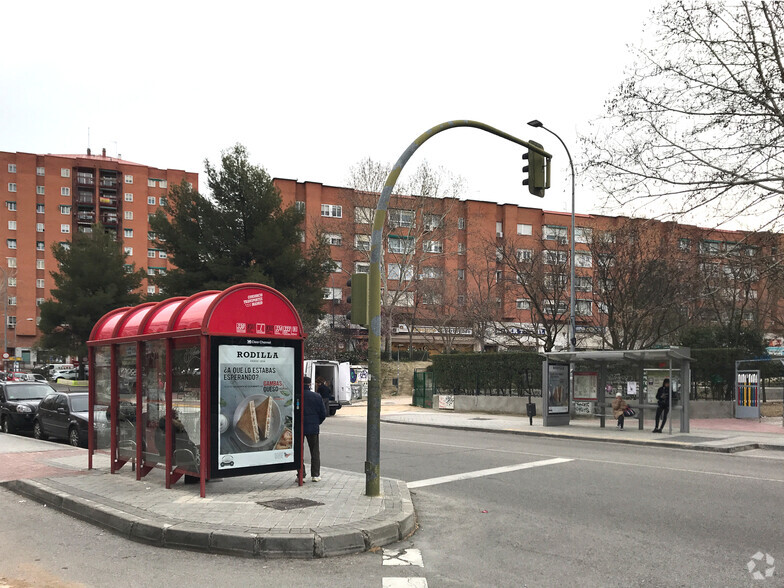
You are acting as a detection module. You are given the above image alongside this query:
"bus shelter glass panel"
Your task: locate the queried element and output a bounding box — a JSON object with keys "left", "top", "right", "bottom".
{"left": 117, "top": 344, "right": 137, "bottom": 460}
{"left": 172, "top": 342, "right": 201, "bottom": 472}
{"left": 142, "top": 340, "right": 166, "bottom": 465}
{"left": 93, "top": 346, "right": 111, "bottom": 451}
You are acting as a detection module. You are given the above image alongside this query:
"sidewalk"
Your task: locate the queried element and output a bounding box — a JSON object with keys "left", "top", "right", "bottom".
{"left": 2, "top": 395, "right": 781, "bottom": 560}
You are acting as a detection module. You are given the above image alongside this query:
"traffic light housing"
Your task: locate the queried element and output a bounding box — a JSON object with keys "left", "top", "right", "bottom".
{"left": 523, "top": 140, "right": 548, "bottom": 197}
{"left": 346, "top": 272, "right": 369, "bottom": 326}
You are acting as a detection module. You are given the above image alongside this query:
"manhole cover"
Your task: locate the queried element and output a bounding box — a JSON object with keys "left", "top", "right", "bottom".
{"left": 257, "top": 497, "right": 323, "bottom": 511}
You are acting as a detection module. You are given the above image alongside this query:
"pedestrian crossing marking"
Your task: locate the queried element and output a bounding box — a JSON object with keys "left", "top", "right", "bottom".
{"left": 382, "top": 579, "right": 428, "bottom": 587}
{"left": 407, "top": 457, "right": 573, "bottom": 488}
{"left": 383, "top": 548, "right": 424, "bottom": 567}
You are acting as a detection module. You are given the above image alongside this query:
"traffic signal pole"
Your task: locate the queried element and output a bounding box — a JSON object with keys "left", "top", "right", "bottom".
{"left": 364, "top": 120, "right": 552, "bottom": 496}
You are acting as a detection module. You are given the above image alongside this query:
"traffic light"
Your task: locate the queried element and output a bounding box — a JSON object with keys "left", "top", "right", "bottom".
{"left": 523, "top": 140, "right": 548, "bottom": 197}
{"left": 346, "top": 272, "right": 369, "bottom": 326}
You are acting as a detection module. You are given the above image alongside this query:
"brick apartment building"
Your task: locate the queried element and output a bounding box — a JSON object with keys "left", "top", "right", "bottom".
{"left": 0, "top": 149, "right": 198, "bottom": 365}
{"left": 276, "top": 178, "right": 783, "bottom": 354}
{"left": 1, "top": 149, "right": 780, "bottom": 362}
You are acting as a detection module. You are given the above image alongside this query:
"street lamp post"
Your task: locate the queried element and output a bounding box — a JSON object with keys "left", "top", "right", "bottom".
{"left": 528, "top": 120, "right": 576, "bottom": 352}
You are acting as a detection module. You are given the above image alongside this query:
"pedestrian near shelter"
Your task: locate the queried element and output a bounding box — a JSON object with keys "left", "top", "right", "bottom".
{"left": 541, "top": 347, "right": 692, "bottom": 433}
{"left": 87, "top": 283, "right": 306, "bottom": 497}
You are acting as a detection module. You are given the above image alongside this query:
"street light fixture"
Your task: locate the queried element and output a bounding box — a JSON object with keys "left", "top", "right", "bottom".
{"left": 527, "top": 119, "right": 576, "bottom": 352}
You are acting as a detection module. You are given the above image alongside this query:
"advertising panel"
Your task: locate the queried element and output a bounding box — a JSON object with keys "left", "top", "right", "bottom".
{"left": 217, "top": 343, "right": 296, "bottom": 471}
{"left": 547, "top": 363, "right": 570, "bottom": 414}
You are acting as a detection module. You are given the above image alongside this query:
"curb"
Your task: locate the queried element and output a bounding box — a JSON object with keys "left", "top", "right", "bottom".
{"left": 380, "top": 417, "right": 776, "bottom": 454}
{"left": 1, "top": 478, "right": 416, "bottom": 558}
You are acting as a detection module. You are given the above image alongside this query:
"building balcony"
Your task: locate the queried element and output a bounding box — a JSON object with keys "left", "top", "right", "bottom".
{"left": 99, "top": 196, "right": 117, "bottom": 207}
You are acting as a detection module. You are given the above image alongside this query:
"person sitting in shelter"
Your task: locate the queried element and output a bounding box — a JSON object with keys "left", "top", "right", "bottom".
{"left": 612, "top": 392, "right": 629, "bottom": 430}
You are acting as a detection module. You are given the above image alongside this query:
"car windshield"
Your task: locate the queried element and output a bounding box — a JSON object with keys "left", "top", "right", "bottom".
{"left": 6, "top": 384, "right": 49, "bottom": 401}
{"left": 70, "top": 395, "right": 89, "bottom": 412}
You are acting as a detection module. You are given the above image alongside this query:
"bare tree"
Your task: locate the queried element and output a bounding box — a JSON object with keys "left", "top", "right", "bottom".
{"left": 344, "top": 158, "right": 463, "bottom": 358}
{"left": 583, "top": 2, "right": 784, "bottom": 229}
{"left": 495, "top": 232, "right": 572, "bottom": 352}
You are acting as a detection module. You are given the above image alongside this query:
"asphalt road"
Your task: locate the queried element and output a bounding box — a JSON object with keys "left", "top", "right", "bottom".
{"left": 1, "top": 416, "right": 783, "bottom": 587}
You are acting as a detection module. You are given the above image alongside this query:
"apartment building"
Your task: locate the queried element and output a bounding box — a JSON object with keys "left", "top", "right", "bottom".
{"left": 0, "top": 149, "right": 198, "bottom": 364}
{"left": 275, "top": 178, "right": 783, "bottom": 354}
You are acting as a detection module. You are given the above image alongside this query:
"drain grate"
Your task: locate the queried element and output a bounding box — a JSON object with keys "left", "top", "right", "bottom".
{"left": 257, "top": 497, "right": 323, "bottom": 510}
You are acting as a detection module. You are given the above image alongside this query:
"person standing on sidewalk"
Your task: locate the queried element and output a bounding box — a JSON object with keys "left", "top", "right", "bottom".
{"left": 653, "top": 378, "right": 671, "bottom": 433}
{"left": 301, "top": 376, "right": 327, "bottom": 482}
{"left": 317, "top": 377, "right": 332, "bottom": 416}
{"left": 612, "top": 392, "right": 628, "bottom": 430}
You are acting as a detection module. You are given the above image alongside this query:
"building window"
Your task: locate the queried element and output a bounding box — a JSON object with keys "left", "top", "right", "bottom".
{"left": 37, "top": 223, "right": 45, "bottom": 232}
{"left": 388, "top": 209, "right": 414, "bottom": 228}
{"left": 6, "top": 201, "right": 16, "bottom": 211}
{"left": 7, "top": 257, "right": 16, "bottom": 268}
{"left": 423, "top": 240, "right": 443, "bottom": 253}
{"left": 125, "top": 175, "right": 133, "bottom": 184}
{"left": 496, "top": 222, "right": 504, "bottom": 238}
{"left": 36, "top": 279, "right": 45, "bottom": 288}
{"left": 354, "top": 261, "right": 370, "bottom": 273}
{"left": 321, "top": 204, "right": 343, "bottom": 218}
{"left": 124, "top": 246, "right": 133, "bottom": 256}
{"left": 158, "top": 251, "right": 167, "bottom": 258}
{"left": 124, "top": 228, "right": 133, "bottom": 238}
{"left": 61, "top": 187, "right": 71, "bottom": 196}
{"left": 517, "top": 223, "right": 533, "bottom": 236}
{"left": 423, "top": 214, "right": 444, "bottom": 230}
{"left": 8, "top": 183, "right": 16, "bottom": 192}
{"left": 458, "top": 217, "right": 466, "bottom": 230}
{"left": 389, "top": 236, "right": 415, "bottom": 254}
{"left": 148, "top": 250, "right": 156, "bottom": 258}
{"left": 458, "top": 243, "right": 466, "bottom": 255}
{"left": 36, "top": 204, "right": 44, "bottom": 213}
{"left": 60, "top": 205, "right": 71, "bottom": 214}
{"left": 7, "top": 316, "right": 16, "bottom": 329}
{"left": 422, "top": 292, "right": 442, "bottom": 305}
{"left": 331, "top": 260, "right": 342, "bottom": 273}
{"left": 386, "top": 291, "right": 414, "bottom": 307}
{"left": 124, "top": 211, "right": 133, "bottom": 220}
{"left": 575, "top": 252, "right": 593, "bottom": 268}
{"left": 576, "top": 300, "right": 593, "bottom": 316}
{"left": 124, "top": 193, "right": 133, "bottom": 202}
{"left": 323, "top": 233, "right": 342, "bottom": 246}
{"left": 36, "top": 260, "right": 44, "bottom": 270}
{"left": 148, "top": 178, "right": 156, "bottom": 188}
{"left": 388, "top": 263, "right": 414, "bottom": 281}
{"left": 516, "top": 249, "right": 533, "bottom": 262}
{"left": 160, "top": 180, "right": 167, "bottom": 189}
{"left": 544, "top": 300, "right": 568, "bottom": 315}
{"left": 355, "top": 234, "right": 371, "bottom": 251}
{"left": 159, "top": 197, "right": 167, "bottom": 206}
{"left": 543, "top": 225, "right": 568, "bottom": 241}
{"left": 353, "top": 206, "right": 373, "bottom": 224}
{"left": 543, "top": 250, "right": 568, "bottom": 264}
{"left": 323, "top": 287, "right": 342, "bottom": 301}
{"left": 61, "top": 168, "right": 70, "bottom": 178}
{"left": 147, "top": 286, "right": 156, "bottom": 295}
{"left": 575, "top": 227, "right": 592, "bottom": 243}
{"left": 60, "top": 224, "right": 70, "bottom": 233}
{"left": 457, "top": 269, "right": 465, "bottom": 280}
{"left": 294, "top": 200, "right": 305, "bottom": 213}
{"left": 516, "top": 298, "right": 531, "bottom": 310}
{"left": 678, "top": 238, "right": 692, "bottom": 252}
{"left": 8, "top": 277, "right": 16, "bottom": 287}
{"left": 7, "top": 164, "right": 15, "bottom": 173}
{"left": 8, "top": 297, "right": 16, "bottom": 306}
{"left": 36, "top": 241, "right": 44, "bottom": 251}
{"left": 36, "top": 166, "right": 45, "bottom": 176}
{"left": 421, "top": 266, "right": 442, "bottom": 279}
{"left": 457, "top": 295, "right": 465, "bottom": 305}
{"left": 36, "top": 186, "right": 45, "bottom": 195}
{"left": 496, "top": 270, "right": 503, "bottom": 283}
{"left": 36, "top": 298, "right": 44, "bottom": 306}
{"left": 147, "top": 196, "right": 156, "bottom": 205}
{"left": 700, "top": 240, "right": 721, "bottom": 255}
{"left": 7, "top": 221, "right": 16, "bottom": 231}
{"left": 575, "top": 276, "right": 593, "bottom": 292}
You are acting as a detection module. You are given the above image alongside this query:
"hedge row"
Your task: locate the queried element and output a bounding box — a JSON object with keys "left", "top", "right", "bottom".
{"left": 432, "top": 352, "right": 543, "bottom": 396}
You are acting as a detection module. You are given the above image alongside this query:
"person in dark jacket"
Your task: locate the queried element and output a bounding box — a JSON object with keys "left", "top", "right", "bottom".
{"left": 301, "top": 376, "right": 327, "bottom": 482}
{"left": 317, "top": 377, "right": 332, "bottom": 416}
{"left": 653, "top": 378, "right": 671, "bottom": 433}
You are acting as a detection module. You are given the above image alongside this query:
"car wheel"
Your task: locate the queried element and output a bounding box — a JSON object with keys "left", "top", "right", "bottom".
{"left": 329, "top": 407, "right": 337, "bottom": 416}
{"left": 33, "top": 420, "right": 46, "bottom": 440}
{"left": 2, "top": 416, "right": 14, "bottom": 434}
{"left": 68, "top": 426, "right": 81, "bottom": 447}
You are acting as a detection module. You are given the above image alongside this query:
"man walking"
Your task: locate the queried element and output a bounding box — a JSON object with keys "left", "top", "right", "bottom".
{"left": 301, "top": 376, "right": 327, "bottom": 482}
{"left": 653, "top": 378, "right": 671, "bottom": 433}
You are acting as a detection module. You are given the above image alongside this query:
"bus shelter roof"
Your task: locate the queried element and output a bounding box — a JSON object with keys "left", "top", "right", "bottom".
{"left": 541, "top": 346, "right": 691, "bottom": 364}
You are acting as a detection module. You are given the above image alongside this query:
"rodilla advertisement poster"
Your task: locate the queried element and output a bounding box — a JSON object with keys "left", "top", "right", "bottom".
{"left": 217, "top": 344, "right": 295, "bottom": 470}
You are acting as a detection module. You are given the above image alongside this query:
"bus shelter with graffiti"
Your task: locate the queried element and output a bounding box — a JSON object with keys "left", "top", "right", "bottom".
{"left": 86, "top": 284, "right": 305, "bottom": 497}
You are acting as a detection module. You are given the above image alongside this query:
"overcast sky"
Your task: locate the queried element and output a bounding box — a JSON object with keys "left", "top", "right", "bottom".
{"left": 1, "top": 1, "right": 660, "bottom": 217}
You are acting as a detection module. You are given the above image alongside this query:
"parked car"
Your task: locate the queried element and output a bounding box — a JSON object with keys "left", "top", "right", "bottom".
{"left": 34, "top": 391, "right": 91, "bottom": 447}
{"left": 31, "top": 374, "right": 47, "bottom": 383}
{"left": 0, "top": 381, "right": 56, "bottom": 434}
{"left": 52, "top": 368, "right": 88, "bottom": 382}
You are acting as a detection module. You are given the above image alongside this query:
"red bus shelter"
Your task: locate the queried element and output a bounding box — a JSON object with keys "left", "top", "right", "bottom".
{"left": 87, "top": 283, "right": 305, "bottom": 497}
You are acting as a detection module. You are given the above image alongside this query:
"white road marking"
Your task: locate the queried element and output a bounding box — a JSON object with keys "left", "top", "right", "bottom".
{"left": 407, "top": 457, "right": 573, "bottom": 488}
{"left": 383, "top": 547, "right": 424, "bottom": 566}
{"left": 382, "top": 578, "right": 428, "bottom": 587}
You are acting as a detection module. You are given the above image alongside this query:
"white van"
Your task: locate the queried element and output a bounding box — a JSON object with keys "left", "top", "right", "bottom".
{"left": 304, "top": 360, "right": 351, "bottom": 416}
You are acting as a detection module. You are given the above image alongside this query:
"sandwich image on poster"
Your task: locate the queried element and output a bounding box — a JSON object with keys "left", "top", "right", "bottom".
{"left": 217, "top": 344, "right": 295, "bottom": 470}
